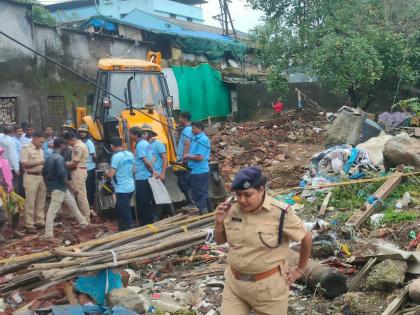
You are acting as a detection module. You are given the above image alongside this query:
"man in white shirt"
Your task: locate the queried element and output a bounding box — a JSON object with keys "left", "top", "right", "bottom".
{"left": 0, "top": 125, "right": 19, "bottom": 175}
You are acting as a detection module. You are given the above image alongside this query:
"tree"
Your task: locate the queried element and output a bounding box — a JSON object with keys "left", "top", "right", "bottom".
{"left": 32, "top": 5, "right": 57, "bottom": 26}
{"left": 17, "top": 0, "right": 57, "bottom": 26}
{"left": 249, "top": 0, "right": 420, "bottom": 107}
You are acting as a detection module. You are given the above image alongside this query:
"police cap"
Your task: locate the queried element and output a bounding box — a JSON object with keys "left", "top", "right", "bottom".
{"left": 231, "top": 166, "right": 264, "bottom": 190}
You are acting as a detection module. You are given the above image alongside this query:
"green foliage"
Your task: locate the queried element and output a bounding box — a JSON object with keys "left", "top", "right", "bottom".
{"left": 249, "top": 0, "right": 420, "bottom": 106}
{"left": 380, "top": 209, "right": 419, "bottom": 225}
{"left": 392, "top": 97, "right": 420, "bottom": 115}
{"left": 32, "top": 5, "right": 57, "bottom": 26}
{"left": 16, "top": 0, "right": 57, "bottom": 26}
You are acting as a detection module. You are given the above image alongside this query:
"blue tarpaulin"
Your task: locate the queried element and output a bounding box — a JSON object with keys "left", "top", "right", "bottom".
{"left": 74, "top": 269, "right": 123, "bottom": 305}
{"left": 89, "top": 18, "right": 117, "bottom": 31}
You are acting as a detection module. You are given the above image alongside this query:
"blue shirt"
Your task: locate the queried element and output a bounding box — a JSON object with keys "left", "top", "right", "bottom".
{"left": 176, "top": 125, "right": 193, "bottom": 161}
{"left": 43, "top": 136, "right": 55, "bottom": 158}
{"left": 135, "top": 139, "right": 153, "bottom": 180}
{"left": 150, "top": 139, "right": 166, "bottom": 175}
{"left": 188, "top": 132, "right": 211, "bottom": 174}
{"left": 111, "top": 150, "right": 135, "bottom": 193}
{"left": 14, "top": 137, "right": 21, "bottom": 156}
{"left": 84, "top": 139, "right": 96, "bottom": 171}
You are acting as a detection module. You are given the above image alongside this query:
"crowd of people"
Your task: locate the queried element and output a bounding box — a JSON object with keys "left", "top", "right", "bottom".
{"left": 0, "top": 111, "right": 212, "bottom": 241}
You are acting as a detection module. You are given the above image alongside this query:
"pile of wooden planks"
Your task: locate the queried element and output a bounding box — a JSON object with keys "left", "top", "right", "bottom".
{"left": 0, "top": 214, "right": 215, "bottom": 294}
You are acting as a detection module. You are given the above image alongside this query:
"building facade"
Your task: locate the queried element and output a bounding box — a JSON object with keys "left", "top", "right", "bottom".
{"left": 46, "top": 0, "right": 205, "bottom": 24}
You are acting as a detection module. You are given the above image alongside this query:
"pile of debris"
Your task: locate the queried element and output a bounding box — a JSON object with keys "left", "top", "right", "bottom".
{"left": 211, "top": 110, "right": 327, "bottom": 188}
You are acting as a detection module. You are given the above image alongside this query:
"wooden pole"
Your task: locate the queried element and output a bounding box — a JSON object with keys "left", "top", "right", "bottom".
{"left": 287, "top": 251, "right": 348, "bottom": 299}
{"left": 346, "top": 171, "right": 403, "bottom": 228}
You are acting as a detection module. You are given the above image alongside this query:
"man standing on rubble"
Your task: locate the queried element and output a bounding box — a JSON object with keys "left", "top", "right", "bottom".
{"left": 149, "top": 127, "right": 175, "bottom": 219}
{"left": 78, "top": 126, "right": 96, "bottom": 209}
{"left": 130, "top": 125, "right": 157, "bottom": 226}
{"left": 214, "top": 167, "right": 312, "bottom": 315}
{"left": 20, "top": 131, "right": 46, "bottom": 233}
{"left": 176, "top": 112, "right": 194, "bottom": 208}
{"left": 0, "top": 125, "right": 20, "bottom": 177}
{"left": 64, "top": 131, "right": 91, "bottom": 223}
{"left": 106, "top": 137, "right": 135, "bottom": 231}
{"left": 43, "top": 137, "right": 89, "bottom": 240}
{"left": 183, "top": 121, "right": 211, "bottom": 215}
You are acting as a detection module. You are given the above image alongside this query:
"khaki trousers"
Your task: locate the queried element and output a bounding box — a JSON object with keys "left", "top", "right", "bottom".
{"left": 23, "top": 174, "right": 46, "bottom": 228}
{"left": 220, "top": 266, "right": 289, "bottom": 315}
{"left": 45, "top": 190, "right": 89, "bottom": 238}
{"left": 71, "top": 169, "right": 90, "bottom": 222}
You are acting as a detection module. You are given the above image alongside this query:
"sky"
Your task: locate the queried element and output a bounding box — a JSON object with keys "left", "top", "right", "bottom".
{"left": 201, "top": 0, "right": 263, "bottom": 33}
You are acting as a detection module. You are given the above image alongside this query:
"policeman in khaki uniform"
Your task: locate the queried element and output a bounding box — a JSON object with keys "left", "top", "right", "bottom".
{"left": 20, "top": 131, "right": 46, "bottom": 232}
{"left": 63, "top": 132, "right": 91, "bottom": 222}
{"left": 214, "top": 167, "right": 312, "bottom": 315}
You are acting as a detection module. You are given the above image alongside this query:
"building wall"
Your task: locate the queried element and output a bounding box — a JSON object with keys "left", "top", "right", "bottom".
{"left": 52, "top": 0, "right": 203, "bottom": 23}
{"left": 0, "top": 1, "right": 148, "bottom": 129}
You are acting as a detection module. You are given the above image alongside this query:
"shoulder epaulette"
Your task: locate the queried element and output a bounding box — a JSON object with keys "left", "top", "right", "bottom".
{"left": 270, "top": 200, "right": 290, "bottom": 212}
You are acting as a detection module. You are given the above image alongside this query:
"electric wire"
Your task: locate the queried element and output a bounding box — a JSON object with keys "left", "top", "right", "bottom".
{"left": 0, "top": 29, "right": 211, "bottom": 150}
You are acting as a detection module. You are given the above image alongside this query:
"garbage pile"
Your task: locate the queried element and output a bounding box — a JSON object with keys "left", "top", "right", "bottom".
{"left": 275, "top": 105, "right": 420, "bottom": 314}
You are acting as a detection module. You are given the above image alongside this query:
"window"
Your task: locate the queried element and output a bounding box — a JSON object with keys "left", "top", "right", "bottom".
{"left": 108, "top": 72, "right": 165, "bottom": 116}
{"left": 187, "top": 17, "right": 192, "bottom": 22}
{"left": 0, "top": 97, "right": 17, "bottom": 125}
{"left": 169, "top": 13, "right": 176, "bottom": 19}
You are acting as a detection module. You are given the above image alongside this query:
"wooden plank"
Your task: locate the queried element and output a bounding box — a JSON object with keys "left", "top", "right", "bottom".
{"left": 381, "top": 285, "right": 409, "bottom": 315}
{"left": 349, "top": 253, "right": 405, "bottom": 264}
{"left": 63, "top": 282, "right": 78, "bottom": 304}
{"left": 318, "top": 192, "right": 332, "bottom": 217}
{"left": 401, "top": 305, "right": 420, "bottom": 315}
{"left": 346, "top": 171, "right": 403, "bottom": 228}
{"left": 348, "top": 257, "right": 377, "bottom": 291}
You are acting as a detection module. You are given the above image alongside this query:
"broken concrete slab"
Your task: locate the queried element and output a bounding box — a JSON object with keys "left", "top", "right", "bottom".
{"left": 365, "top": 259, "right": 407, "bottom": 292}
{"left": 106, "top": 288, "right": 149, "bottom": 314}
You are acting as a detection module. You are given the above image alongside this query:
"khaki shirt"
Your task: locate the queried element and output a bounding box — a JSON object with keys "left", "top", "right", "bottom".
{"left": 224, "top": 195, "right": 307, "bottom": 274}
{"left": 71, "top": 140, "right": 89, "bottom": 168}
{"left": 20, "top": 142, "right": 44, "bottom": 172}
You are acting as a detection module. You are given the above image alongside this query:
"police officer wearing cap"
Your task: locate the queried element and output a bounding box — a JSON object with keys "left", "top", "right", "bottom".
{"left": 214, "top": 167, "right": 312, "bottom": 315}
{"left": 78, "top": 125, "right": 96, "bottom": 208}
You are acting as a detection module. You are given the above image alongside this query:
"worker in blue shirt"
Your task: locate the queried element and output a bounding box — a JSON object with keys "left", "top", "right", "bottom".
{"left": 43, "top": 126, "right": 55, "bottom": 158}
{"left": 78, "top": 126, "right": 97, "bottom": 208}
{"left": 183, "top": 121, "right": 211, "bottom": 215}
{"left": 129, "top": 125, "right": 157, "bottom": 226}
{"left": 106, "top": 137, "right": 135, "bottom": 231}
{"left": 176, "top": 112, "right": 194, "bottom": 208}
{"left": 150, "top": 133, "right": 175, "bottom": 219}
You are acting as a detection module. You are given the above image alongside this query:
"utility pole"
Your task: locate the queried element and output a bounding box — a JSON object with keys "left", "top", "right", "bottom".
{"left": 213, "top": 0, "right": 237, "bottom": 39}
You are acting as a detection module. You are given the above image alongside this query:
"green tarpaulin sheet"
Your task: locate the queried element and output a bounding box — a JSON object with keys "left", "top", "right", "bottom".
{"left": 172, "top": 64, "right": 230, "bottom": 121}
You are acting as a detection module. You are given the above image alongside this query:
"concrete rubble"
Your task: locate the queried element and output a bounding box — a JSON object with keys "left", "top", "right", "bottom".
{"left": 0, "top": 108, "right": 419, "bottom": 315}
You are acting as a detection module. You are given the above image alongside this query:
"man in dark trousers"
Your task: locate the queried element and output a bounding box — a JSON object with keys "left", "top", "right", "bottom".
{"left": 42, "top": 138, "right": 89, "bottom": 240}
{"left": 183, "top": 121, "right": 211, "bottom": 215}
{"left": 176, "top": 112, "right": 194, "bottom": 208}
{"left": 129, "top": 125, "right": 158, "bottom": 226}
{"left": 106, "top": 137, "right": 135, "bottom": 231}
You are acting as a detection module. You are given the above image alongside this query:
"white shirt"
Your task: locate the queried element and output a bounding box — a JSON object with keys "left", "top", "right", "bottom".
{"left": 0, "top": 134, "right": 19, "bottom": 172}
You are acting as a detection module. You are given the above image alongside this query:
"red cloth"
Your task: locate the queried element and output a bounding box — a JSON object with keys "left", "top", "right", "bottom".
{"left": 273, "top": 102, "right": 284, "bottom": 113}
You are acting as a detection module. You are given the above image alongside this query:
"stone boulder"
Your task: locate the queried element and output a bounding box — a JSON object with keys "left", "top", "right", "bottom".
{"left": 365, "top": 259, "right": 407, "bottom": 291}
{"left": 107, "top": 288, "right": 150, "bottom": 313}
{"left": 409, "top": 278, "right": 420, "bottom": 303}
{"left": 344, "top": 291, "right": 401, "bottom": 315}
{"left": 324, "top": 107, "right": 364, "bottom": 146}
{"left": 383, "top": 133, "right": 420, "bottom": 169}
